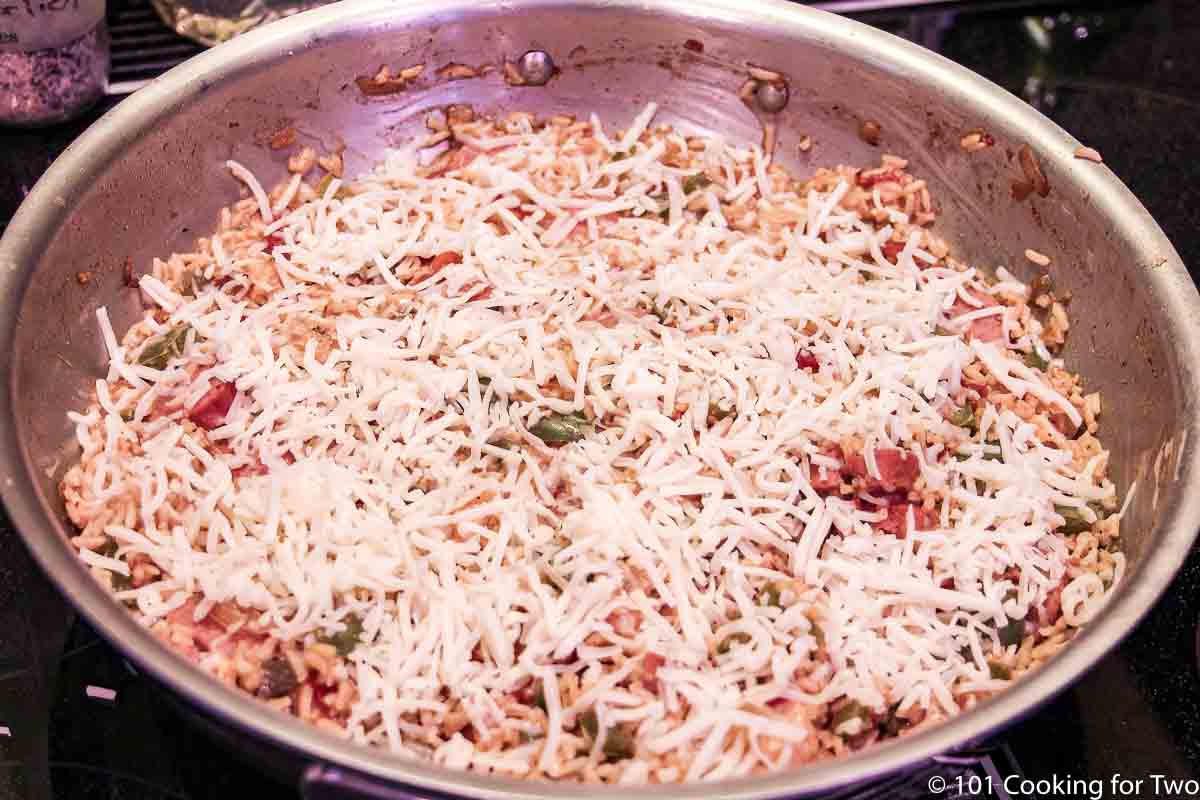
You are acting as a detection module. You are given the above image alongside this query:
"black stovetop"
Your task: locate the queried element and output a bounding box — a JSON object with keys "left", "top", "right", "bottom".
{"left": 3, "top": 1, "right": 1200, "bottom": 798}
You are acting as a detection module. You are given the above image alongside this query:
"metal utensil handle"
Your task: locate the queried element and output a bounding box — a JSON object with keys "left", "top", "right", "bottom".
{"left": 301, "top": 764, "right": 448, "bottom": 800}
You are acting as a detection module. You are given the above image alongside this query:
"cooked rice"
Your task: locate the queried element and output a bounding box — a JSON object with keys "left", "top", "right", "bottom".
{"left": 1024, "top": 248, "right": 1051, "bottom": 267}
{"left": 60, "top": 105, "right": 1123, "bottom": 783}
{"left": 959, "top": 131, "right": 994, "bottom": 153}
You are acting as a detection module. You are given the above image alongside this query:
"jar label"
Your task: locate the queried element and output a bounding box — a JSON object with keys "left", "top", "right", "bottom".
{"left": 0, "top": 0, "right": 105, "bottom": 52}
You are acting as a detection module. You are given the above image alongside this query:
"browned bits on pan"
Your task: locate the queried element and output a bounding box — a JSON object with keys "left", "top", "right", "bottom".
{"left": 268, "top": 126, "right": 297, "bottom": 150}
{"left": 76, "top": 271, "right": 92, "bottom": 286}
{"left": 355, "top": 73, "right": 403, "bottom": 96}
{"left": 1012, "top": 144, "right": 1051, "bottom": 199}
{"left": 123, "top": 257, "right": 136, "bottom": 288}
{"left": 268, "top": 125, "right": 297, "bottom": 150}
{"left": 503, "top": 61, "right": 525, "bottom": 86}
{"left": 355, "top": 64, "right": 423, "bottom": 97}
{"left": 798, "top": 135, "right": 813, "bottom": 153}
{"left": 683, "top": 39, "right": 704, "bottom": 53}
{"left": 437, "top": 62, "right": 479, "bottom": 81}
{"left": 859, "top": 120, "right": 882, "bottom": 146}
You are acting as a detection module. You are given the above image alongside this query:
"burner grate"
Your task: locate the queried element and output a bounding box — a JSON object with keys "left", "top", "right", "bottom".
{"left": 106, "top": 0, "right": 204, "bottom": 95}
{"left": 817, "top": 747, "right": 1029, "bottom": 800}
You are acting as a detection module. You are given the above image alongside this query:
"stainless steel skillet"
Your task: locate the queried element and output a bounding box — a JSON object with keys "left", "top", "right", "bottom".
{"left": 1, "top": 0, "right": 1198, "bottom": 796}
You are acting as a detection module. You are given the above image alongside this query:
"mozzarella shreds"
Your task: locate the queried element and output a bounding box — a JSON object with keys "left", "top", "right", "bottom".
{"left": 60, "top": 106, "right": 1123, "bottom": 784}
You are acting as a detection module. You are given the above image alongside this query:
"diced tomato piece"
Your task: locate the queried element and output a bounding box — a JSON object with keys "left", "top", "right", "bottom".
{"left": 167, "top": 597, "right": 199, "bottom": 625}
{"left": 949, "top": 291, "right": 1004, "bottom": 342}
{"left": 208, "top": 601, "right": 245, "bottom": 630}
{"left": 187, "top": 381, "right": 236, "bottom": 430}
{"left": 642, "top": 651, "right": 665, "bottom": 693}
{"left": 856, "top": 169, "right": 902, "bottom": 188}
{"left": 431, "top": 251, "right": 464, "bottom": 270}
{"left": 1028, "top": 577, "right": 1068, "bottom": 628}
{"left": 809, "top": 467, "right": 842, "bottom": 493}
{"left": 1049, "top": 412, "right": 1079, "bottom": 438}
{"left": 845, "top": 448, "right": 921, "bottom": 492}
{"left": 406, "top": 251, "right": 464, "bottom": 286}
{"left": 796, "top": 350, "right": 820, "bottom": 371}
{"left": 875, "top": 503, "right": 908, "bottom": 537}
{"left": 166, "top": 597, "right": 235, "bottom": 654}
{"left": 806, "top": 445, "right": 844, "bottom": 493}
{"left": 876, "top": 448, "right": 921, "bottom": 490}
{"left": 844, "top": 451, "right": 869, "bottom": 479}
{"left": 881, "top": 240, "right": 904, "bottom": 264}
{"left": 264, "top": 234, "right": 284, "bottom": 254}
{"left": 964, "top": 380, "right": 991, "bottom": 399}
{"left": 873, "top": 502, "right": 935, "bottom": 538}
{"left": 1043, "top": 583, "right": 1064, "bottom": 625}
{"left": 233, "top": 458, "right": 268, "bottom": 479}
{"left": 513, "top": 678, "right": 539, "bottom": 705}
{"left": 967, "top": 316, "right": 1004, "bottom": 342}
{"left": 311, "top": 682, "right": 339, "bottom": 708}
{"left": 855, "top": 491, "right": 904, "bottom": 513}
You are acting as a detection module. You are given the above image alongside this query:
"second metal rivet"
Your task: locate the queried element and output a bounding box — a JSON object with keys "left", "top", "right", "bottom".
{"left": 755, "top": 80, "right": 790, "bottom": 113}
{"left": 518, "top": 50, "right": 555, "bottom": 86}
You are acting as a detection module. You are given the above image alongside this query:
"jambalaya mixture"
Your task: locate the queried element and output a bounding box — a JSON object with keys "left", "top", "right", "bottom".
{"left": 62, "top": 104, "right": 1125, "bottom": 783}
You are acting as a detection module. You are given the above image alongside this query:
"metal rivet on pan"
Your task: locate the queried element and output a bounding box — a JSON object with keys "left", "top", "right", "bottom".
{"left": 517, "top": 50, "right": 555, "bottom": 86}
{"left": 755, "top": 79, "right": 790, "bottom": 113}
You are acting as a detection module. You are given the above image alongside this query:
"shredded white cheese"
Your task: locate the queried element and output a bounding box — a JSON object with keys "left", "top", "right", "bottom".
{"left": 65, "top": 105, "right": 1121, "bottom": 782}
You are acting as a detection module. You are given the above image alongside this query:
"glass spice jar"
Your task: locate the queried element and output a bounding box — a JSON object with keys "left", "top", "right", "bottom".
{"left": 0, "top": 0, "right": 109, "bottom": 128}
